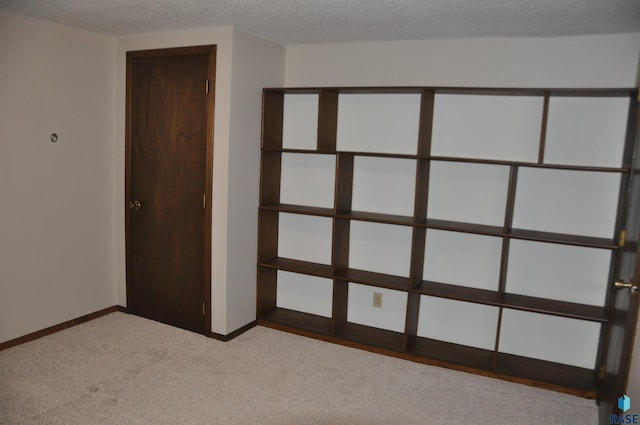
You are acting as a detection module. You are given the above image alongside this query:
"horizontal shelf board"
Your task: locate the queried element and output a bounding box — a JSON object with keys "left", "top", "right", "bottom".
{"left": 533, "top": 163, "right": 627, "bottom": 173}
{"left": 260, "top": 259, "right": 410, "bottom": 291}
{"left": 265, "top": 86, "right": 426, "bottom": 95}
{"left": 423, "top": 219, "right": 503, "bottom": 237}
{"left": 414, "top": 280, "right": 607, "bottom": 321}
{"left": 415, "top": 281, "right": 500, "bottom": 305}
{"left": 262, "top": 150, "right": 627, "bottom": 172}
{"left": 262, "top": 147, "right": 331, "bottom": 154}
{"left": 259, "top": 257, "right": 333, "bottom": 279}
{"left": 429, "top": 156, "right": 627, "bottom": 173}
{"left": 264, "top": 88, "right": 322, "bottom": 95}
{"left": 260, "top": 261, "right": 606, "bottom": 322}
{"left": 334, "top": 322, "right": 405, "bottom": 351}
{"left": 502, "top": 293, "right": 608, "bottom": 322}
{"left": 436, "top": 87, "right": 632, "bottom": 98}
{"left": 266, "top": 86, "right": 634, "bottom": 97}
{"left": 410, "top": 337, "right": 495, "bottom": 371}
{"left": 435, "top": 88, "right": 546, "bottom": 96}
{"left": 430, "top": 156, "right": 528, "bottom": 167}
{"left": 337, "top": 210, "right": 415, "bottom": 226}
{"left": 258, "top": 308, "right": 332, "bottom": 336}
{"left": 546, "top": 89, "right": 634, "bottom": 98}
{"left": 422, "top": 219, "right": 617, "bottom": 249}
{"left": 260, "top": 204, "right": 335, "bottom": 217}
{"left": 262, "top": 148, "right": 422, "bottom": 158}
{"left": 333, "top": 268, "right": 410, "bottom": 291}
{"left": 496, "top": 353, "right": 597, "bottom": 392}
{"left": 335, "top": 87, "right": 426, "bottom": 94}
{"left": 509, "top": 228, "right": 617, "bottom": 249}
{"left": 336, "top": 151, "right": 419, "bottom": 159}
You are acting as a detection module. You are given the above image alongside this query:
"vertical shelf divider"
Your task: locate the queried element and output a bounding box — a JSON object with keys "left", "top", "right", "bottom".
{"left": 405, "top": 89, "right": 435, "bottom": 350}
{"left": 259, "top": 89, "right": 284, "bottom": 209}
{"left": 257, "top": 209, "right": 280, "bottom": 263}
{"left": 318, "top": 89, "right": 339, "bottom": 153}
{"left": 331, "top": 143, "right": 354, "bottom": 334}
{"left": 537, "top": 92, "right": 550, "bottom": 165}
{"left": 417, "top": 89, "right": 435, "bottom": 159}
{"left": 262, "top": 90, "right": 284, "bottom": 150}
{"left": 493, "top": 165, "right": 519, "bottom": 369}
{"left": 332, "top": 276, "right": 349, "bottom": 335}
{"left": 260, "top": 152, "right": 282, "bottom": 207}
{"left": 257, "top": 267, "right": 278, "bottom": 317}
{"left": 257, "top": 89, "right": 285, "bottom": 318}
{"left": 333, "top": 154, "right": 355, "bottom": 268}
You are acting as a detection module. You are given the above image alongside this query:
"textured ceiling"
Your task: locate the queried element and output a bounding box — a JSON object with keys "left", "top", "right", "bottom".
{"left": 0, "top": 0, "right": 639, "bottom": 45}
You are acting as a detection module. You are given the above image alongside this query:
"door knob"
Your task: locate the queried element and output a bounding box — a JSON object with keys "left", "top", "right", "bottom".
{"left": 614, "top": 280, "right": 639, "bottom": 294}
{"left": 128, "top": 200, "right": 142, "bottom": 210}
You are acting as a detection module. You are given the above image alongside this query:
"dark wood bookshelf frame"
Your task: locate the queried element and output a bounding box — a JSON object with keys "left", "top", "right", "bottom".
{"left": 256, "top": 86, "right": 638, "bottom": 396}
{"left": 263, "top": 150, "right": 629, "bottom": 174}
{"left": 259, "top": 206, "right": 619, "bottom": 249}
{"left": 257, "top": 307, "right": 598, "bottom": 396}
{"left": 257, "top": 258, "right": 609, "bottom": 324}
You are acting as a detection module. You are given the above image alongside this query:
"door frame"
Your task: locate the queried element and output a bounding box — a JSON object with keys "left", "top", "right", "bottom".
{"left": 596, "top": 92, "right": 640, "bottom": 422}
{"left": 124, "top": 45, "right": 216, "bottom": 335}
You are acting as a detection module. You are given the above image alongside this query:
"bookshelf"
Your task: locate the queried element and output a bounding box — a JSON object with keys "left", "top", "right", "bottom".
{"left": 257, "top": 86, "right": 637, "bottom": 396}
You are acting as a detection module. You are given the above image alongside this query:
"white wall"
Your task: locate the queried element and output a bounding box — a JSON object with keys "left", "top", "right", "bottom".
{"left": 285, "top": 33, "right": 640, "bottom": 87}
{"left": 226, "top": 30, "right": 285, "bottom": 332}
{"left": 0, "top": 11, "right": 117, "bottom": 343}
{"left": 0, "top": 16, "right": 285, "bottom": 340}
{"left": 115, "top": 27, "right": 285, "bottom": 334}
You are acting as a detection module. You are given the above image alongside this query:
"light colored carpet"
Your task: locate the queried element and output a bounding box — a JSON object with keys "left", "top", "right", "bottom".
{"left": 0, "top": 312, "right": 596, "bottom": 424}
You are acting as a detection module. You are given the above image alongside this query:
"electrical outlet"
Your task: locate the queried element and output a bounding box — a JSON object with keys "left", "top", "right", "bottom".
{"left": 373, "top": 292, "right": 383, "bottom": 308}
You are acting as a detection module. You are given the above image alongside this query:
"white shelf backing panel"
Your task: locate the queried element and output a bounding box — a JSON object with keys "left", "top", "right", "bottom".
{"left": 336, "top": 93, "right": 421, "bottom": 155}
{"left": 347, "top": 283, "right": 408, "bottom": 333}
{"left": 431, "top": 94, "right": 543, "bottom": 162}
{"left": 512, "top": 168, "right": 621, "bottom": 239}
{"left": 282, "top": 93, "right": 319, "bottom": 150}
{"left": 280, "top": 153, "right": 336, "bottom": 208}
{"left": 278, "top": 213, "right": 333, "bottom": 264}
{"left": 499, "top": 309, "right": 600, "bottom": 369}
{"left": 276, "top": 271, "right": 333, "bottom": 318}
{"left": 506, "top": 240, "right": 611, "bottom": 306}
{"left": 423, "top": 229, "right": 502, "bottom": 291}
{"left": 544, "top": 96, "right": 629, "bottom": 168}
{"left": 417, "top": 296, "right": 499, "bottom": 350}
{"left": 349, "top": 221, "right": 413, "bottom": 278}
{"left": 351, "top": 156, "right": 416, "bottom": 216}
{"left": 427, "top": 161, "right": 510, "bottom": 227}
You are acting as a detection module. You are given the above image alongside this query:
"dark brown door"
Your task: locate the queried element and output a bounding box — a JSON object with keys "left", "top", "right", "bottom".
{"left": 598, "top": 98, "right": 640, "bottom": 423}
{"left": 125, "top": 46, "right": 215, "bottom": 335}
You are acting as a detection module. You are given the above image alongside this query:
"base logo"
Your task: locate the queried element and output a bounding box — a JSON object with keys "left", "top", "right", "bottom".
{"left": 611, "top": 395, "right": 638, "bottom": 424}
